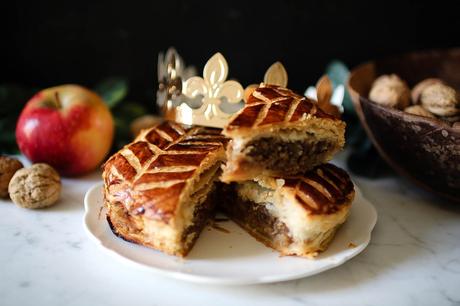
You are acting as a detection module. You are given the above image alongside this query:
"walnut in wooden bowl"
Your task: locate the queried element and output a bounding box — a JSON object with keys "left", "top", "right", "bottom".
{"left": 348, "top": 49, "right": 460, "bottom": 202}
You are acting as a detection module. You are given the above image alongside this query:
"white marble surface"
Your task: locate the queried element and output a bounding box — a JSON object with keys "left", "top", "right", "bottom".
{"left": 1, "top": 155, "right": 459, "bottom": 306}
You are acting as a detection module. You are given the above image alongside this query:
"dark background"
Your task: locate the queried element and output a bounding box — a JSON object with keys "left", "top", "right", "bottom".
{"left": 3, "top": 0, "right": 460, "bottom": 113}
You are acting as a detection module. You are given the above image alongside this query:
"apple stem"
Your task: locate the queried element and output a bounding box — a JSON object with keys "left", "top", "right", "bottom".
{"left": 54, "top": 91, "right": 62, "bottom": 109}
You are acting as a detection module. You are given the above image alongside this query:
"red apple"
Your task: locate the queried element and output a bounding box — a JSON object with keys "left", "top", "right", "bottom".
{"left": 16, "top": 85, "right": 114, "bottom": 176}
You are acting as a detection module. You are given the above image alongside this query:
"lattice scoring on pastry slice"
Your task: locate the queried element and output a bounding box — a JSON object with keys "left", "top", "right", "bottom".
{"left": 222, "top": 84, "right": 346, "bottom": 182}
{"left": 103, "top": 121, "right": 228, "bottom": 256}
{"left": 219, "top": 163, "right": 355, "bottom": 257}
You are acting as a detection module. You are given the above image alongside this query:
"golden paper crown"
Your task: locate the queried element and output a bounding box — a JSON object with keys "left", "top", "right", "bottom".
{"left": 156, "top": 48, "right": 340, "bottom": 128}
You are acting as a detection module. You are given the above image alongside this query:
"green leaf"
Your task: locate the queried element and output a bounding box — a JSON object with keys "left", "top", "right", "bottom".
{"left": 325, "top": 60, "right": 355, "bottom": 116}
{"left": 111, "top": 102, "right": 148, "bottom": 150}
{"left": 326, "top": 60, "right": 349, "bottom": 86}
{"left": 94, "top": 77, "right": 128, "bottom": 108}
{"left": 115, "top": 102, "right": 146, "bottom": 118}
{"left": 342, "top": 89, "right": 355, "bottom": 116}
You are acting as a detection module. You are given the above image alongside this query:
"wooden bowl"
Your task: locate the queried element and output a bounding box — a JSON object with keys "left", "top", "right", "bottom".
{"left": 347, "top": 49, "right": 460, "bottom": 202}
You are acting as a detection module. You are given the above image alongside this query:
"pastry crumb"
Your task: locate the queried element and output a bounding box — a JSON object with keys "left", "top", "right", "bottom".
{"left": 348, "top": 242, "right": 357, "bottom": 248}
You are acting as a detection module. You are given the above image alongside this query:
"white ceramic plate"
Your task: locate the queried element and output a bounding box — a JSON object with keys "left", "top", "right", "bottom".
{"left": 83, "top": 183, "right": 377, "bottom": 285}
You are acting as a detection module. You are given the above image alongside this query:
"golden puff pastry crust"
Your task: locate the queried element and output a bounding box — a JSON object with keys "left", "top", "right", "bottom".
{"left": 219, "top": 163, "right": 354, "bottom": 257}
{"left": 102, "top": 121, "right": 228, "bottom": 257}
{"left": 222, "top": 84, "right": 345, "bottom": 182}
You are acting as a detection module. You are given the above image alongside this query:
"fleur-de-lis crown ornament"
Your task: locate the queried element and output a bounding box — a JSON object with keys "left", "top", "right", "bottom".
{"left": 244, "top": 61, "right": 288, "bottom": 101}
{"left": 162, "top": 52, "right": 245, "bottom": 128}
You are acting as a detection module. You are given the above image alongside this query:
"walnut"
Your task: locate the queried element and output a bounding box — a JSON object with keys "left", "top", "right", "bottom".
{"left": 420, "top": 83, "right": 459, "bottom": 117}
{"left": 369, "top": 74, "right": 411, "bottom": 109}
{"left": 8, "top": 163, "right": 61, "bottom": 209}
{"left": 404, "top": 105, "right": 436, "bottom": 118}
{"left": 0, "top": 156, "right": 23, "bottom": 198}
{"left": 411, "top": 78, "right": 444, "bottom": 104}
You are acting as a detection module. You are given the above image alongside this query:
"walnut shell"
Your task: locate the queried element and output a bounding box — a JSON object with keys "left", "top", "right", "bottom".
{"left": 369, "top": 74, "right": 411, "bottom": 109}
{"left": 411, "top": 78, "right": 444, "bottom": 104}
{"left": 0, "top": 156, "right": 23, "bottom": 198}
{"left": 404, "top": 105, "right": 436, "bottom": 118}
{"left": 420, "top": 83, "right": 459, "bottom": 117}
{"left": 8, "top": 163, "right": 61, "bottom": 209}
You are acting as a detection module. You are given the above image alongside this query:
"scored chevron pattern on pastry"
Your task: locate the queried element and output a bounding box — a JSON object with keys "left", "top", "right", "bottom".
{"left": 227, "top": 84, "right": 336, "bottom": 130}
{"left": 280, "top": 163, "right": 354, "bottom": 215}
{"left": 103, "top": 121, "right": 228, "bottom": 222}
